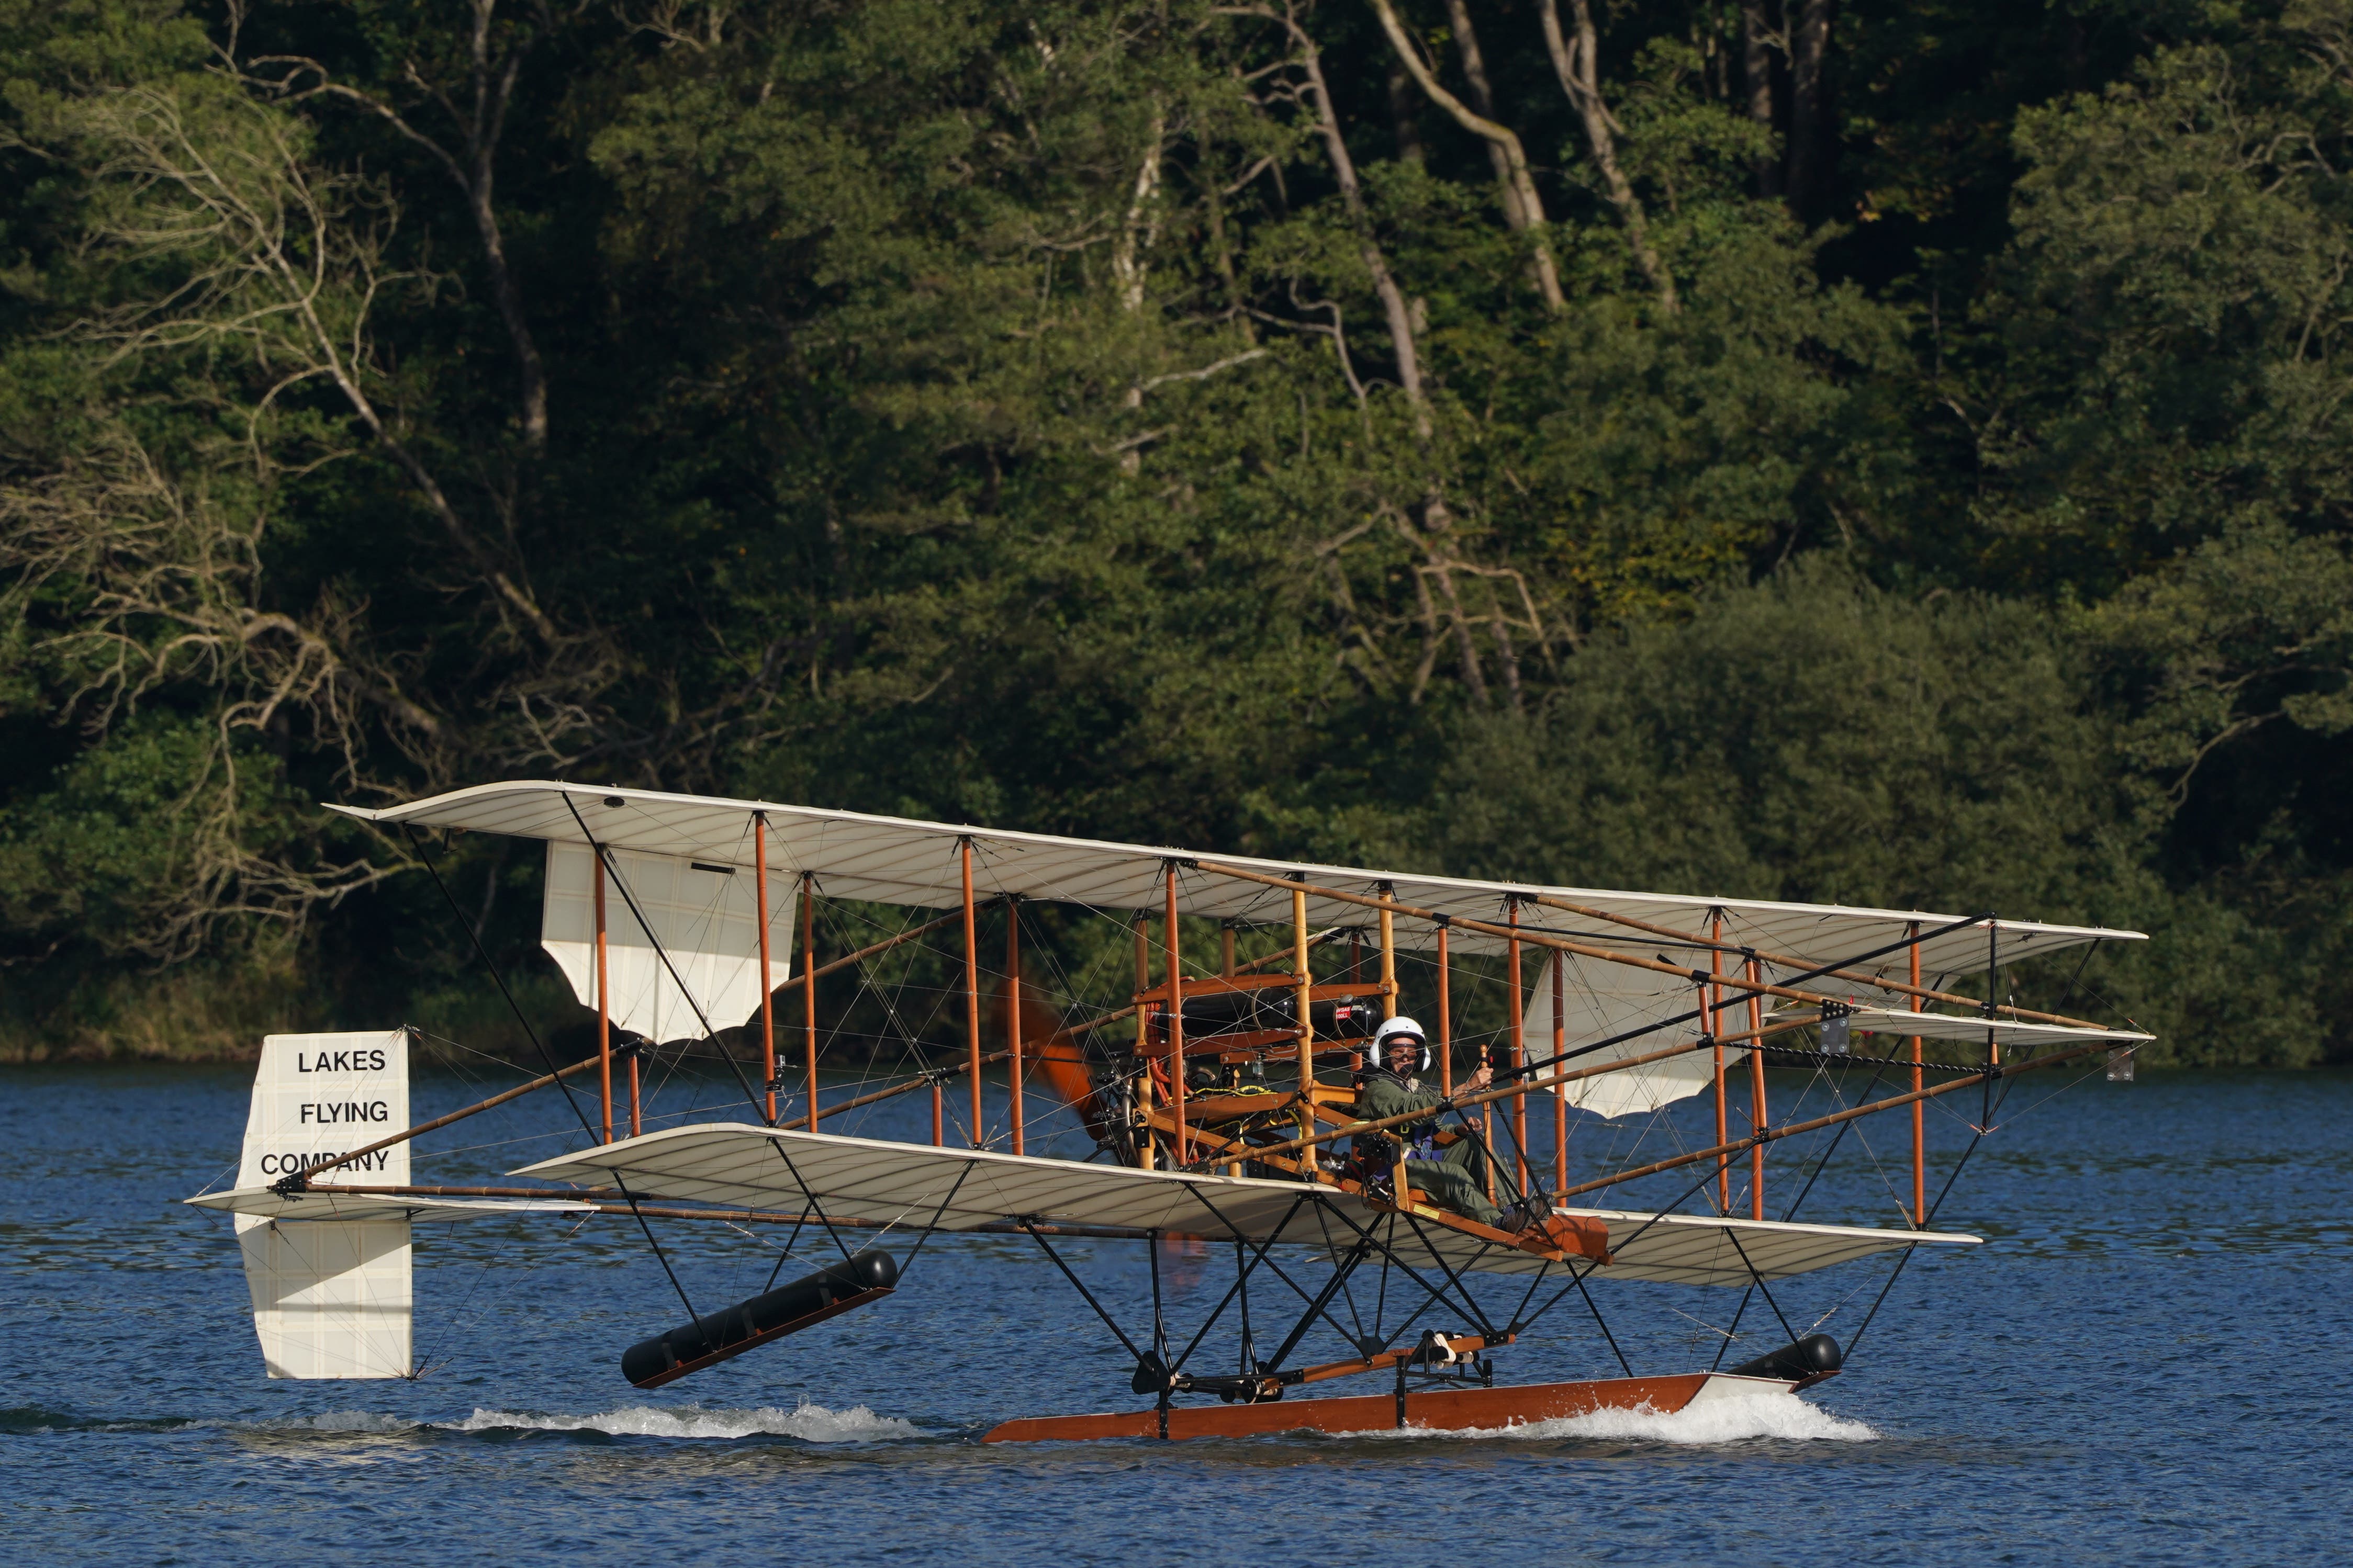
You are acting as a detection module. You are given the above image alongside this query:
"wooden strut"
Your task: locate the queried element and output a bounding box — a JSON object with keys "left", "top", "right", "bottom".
{"left": 1220, "top": 918, "right": 1240, "bottom": 1178}
{"left": 1437, "top": 922, "right": 1453, "bottom": 1098}
{"left": 628, "top": 1043, "right": 641, "bottom": 1138}
{"left": 1136, "top": 914, "right": 1155, "bottom": 1169}
{"left": 1711, "top": 909, "right": 1729, "bottom": 1215}
{"left": 963, "top": 838, "right": 982, "bottom": 1148}
{"left": 804, "top": 871, "right": 819, "bottom": 1135}
{"left": 757, "top": 815, "right": 777, "bottom": 1125}
{"left": 1507, "top": 898, "right": 1526, "bottom": 1193}
{"left": 1909, "top": 921, "right": 1926, "bottom": 1226}
{"left": 1008, "top": 893, "right": 1025, "bottom": 1157}
{"left": 1747, "top": 953, "right": 1766, "bottom": 1221}
{"left": 1164, "top": 863, "right": 1190, "bottom": 1167}
{"left": 1292, "top": 881, "right": 1314, "bottom": 1160}
{"left": 1552, "top": 947, "right": 1567, "bottom": 1197}
{"left": 596, "top": 851, "right": 612, "bottom": 1144}
{"left": 1377, "top": 886, "right": 1397, "bottom": 1021}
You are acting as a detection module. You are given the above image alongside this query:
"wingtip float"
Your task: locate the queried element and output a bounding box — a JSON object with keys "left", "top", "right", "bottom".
{"left": 187, "top": 781, "right": 2149, "bottom": 1436}
{"left": 622, "top": 1250, "right": 899, "bottom": 1390}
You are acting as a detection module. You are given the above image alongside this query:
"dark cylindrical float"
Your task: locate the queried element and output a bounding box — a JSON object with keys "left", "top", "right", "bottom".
{"left": 621, "top": 1249, "right": 898, "bottom": 1389}
{"left": 1727, "top": 1332, "right": 1843, "bottom": 1383}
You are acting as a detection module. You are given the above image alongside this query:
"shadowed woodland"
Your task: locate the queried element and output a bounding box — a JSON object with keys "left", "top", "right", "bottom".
{"left": 2, "top": 1, "right": 2349, "bottom": 1065}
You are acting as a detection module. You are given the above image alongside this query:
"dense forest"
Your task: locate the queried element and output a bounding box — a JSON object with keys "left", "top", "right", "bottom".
{"left": 2, "top": 1, "right": 2348, "bottom": 1065}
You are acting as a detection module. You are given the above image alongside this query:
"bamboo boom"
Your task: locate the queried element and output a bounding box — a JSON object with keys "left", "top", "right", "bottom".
{"left": 1520, "top": 892, "right": 2110, "bottom": 1032}
{"left": 805, "top": 903, "right": 999, "bottom": 984}
{"left": 1067, "top": 999, "right": 1145, "bottom": 1037}
{"left": 295, "top": 1050, "right": 612, "bottom": 1182}
{"left": 1235, "top": 926, "right": 1343, "bottom": 975}
{"left": 1550, "top": 1039, "right": 2111, "bottom": 1202}
{"left": 303, "top": 1043, "right": 1018, "bottom": 1186}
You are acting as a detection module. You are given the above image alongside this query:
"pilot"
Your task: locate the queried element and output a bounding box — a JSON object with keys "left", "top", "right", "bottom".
{"left": 1355, "top": 1016, "right": 1589, "bottom": 1255}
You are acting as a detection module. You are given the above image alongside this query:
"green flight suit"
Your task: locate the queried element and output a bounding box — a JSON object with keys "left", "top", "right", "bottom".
{"left": 1353, "top": 1071, "right": 1503, "bottom": 1228}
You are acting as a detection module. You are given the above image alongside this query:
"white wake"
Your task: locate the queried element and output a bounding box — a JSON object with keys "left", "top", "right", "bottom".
{"left": 444, "top": 1398, "right": 923, "bottom": 1442}
{"left": 1363, "top": 1390, "right": 1877, "bottom": 1444}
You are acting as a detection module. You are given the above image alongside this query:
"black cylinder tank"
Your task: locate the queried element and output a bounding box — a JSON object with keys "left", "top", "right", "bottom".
{"left": 621, "top": 1248, "right": 899, "bottom": 1389}
{"left": 1727, "top": 1332, "right": 1843, "bottom": 1383}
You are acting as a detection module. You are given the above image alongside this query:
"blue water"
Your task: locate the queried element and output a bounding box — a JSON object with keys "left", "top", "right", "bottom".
{"left": 3, "top": 1062, "right": 2346, "bottom": 1565}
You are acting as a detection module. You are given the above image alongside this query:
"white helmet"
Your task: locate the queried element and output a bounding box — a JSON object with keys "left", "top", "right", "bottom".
{"left": 1372, "top": 1016, "right": 1432, "bottom": 1074}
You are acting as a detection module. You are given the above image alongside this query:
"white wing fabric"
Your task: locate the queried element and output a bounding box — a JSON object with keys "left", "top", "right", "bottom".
{"left": 540, "top": 842, "right": 795, "bottom": 1043}
{"left": 1529, "top": 958, "right": 1739, "bottom": 1120}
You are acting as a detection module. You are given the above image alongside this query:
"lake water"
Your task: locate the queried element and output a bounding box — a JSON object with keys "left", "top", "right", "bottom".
{"left": 3, "top": 1061, "right": 2346, "bottom": 1565}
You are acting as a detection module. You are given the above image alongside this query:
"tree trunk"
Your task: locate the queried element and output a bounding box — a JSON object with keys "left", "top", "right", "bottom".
{"left": 1442, "top": 0, "right": 1525, "bottom": 229}
{"left": 1387, "top": 65, "right": 1426, "bottom": 167}
{"left": 463, "top": 0, "right": 546, "bottom": 450}
{"left": 1741, "top": 2, "right": 1781, "bottom": 199}
{"left": 1540, "top": 0, "right": 1679, "bottom": 310}
{"left": 1369, "top": 0, "right": 1565, "bottom": 313}
{"left": 1111, "top": 104, "right": 1166, "bottom": 314}
{"left": 1281, "top": 11, "right": 1428, "bottom": 421}
{"left": 1784, "top": 0, "right": 1835, "bottom": 220}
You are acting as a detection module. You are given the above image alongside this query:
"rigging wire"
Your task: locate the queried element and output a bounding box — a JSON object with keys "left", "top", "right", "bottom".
{"left": 399, "top": 822, "right": 706, "bottom": 1325}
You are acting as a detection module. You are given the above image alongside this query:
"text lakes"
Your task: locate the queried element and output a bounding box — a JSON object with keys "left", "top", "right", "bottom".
{"left": 294, "top": 1048, "right": 390, "bottom": 1074}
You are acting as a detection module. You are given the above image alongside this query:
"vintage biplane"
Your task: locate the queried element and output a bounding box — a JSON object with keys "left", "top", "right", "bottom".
{"left": 186, "top": 782, "right": 2149, "bottom": 1440}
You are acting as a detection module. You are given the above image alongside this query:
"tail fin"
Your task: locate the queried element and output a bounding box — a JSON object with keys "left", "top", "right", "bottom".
{"left": 235, "top": 1029, "right": 413, "bottom": 1379}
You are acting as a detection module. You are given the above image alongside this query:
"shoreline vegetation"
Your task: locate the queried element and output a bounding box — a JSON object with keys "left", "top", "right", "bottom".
{"left": 3, "top": 4, "right": 2348, "bottom": 1069}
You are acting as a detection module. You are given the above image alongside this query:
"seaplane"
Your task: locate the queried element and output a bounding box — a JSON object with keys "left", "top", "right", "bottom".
{"left": 186, "top": 782, "right": 2150, "bottom": 1441}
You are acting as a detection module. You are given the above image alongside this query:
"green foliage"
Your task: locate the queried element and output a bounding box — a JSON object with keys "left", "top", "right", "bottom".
{"left": 0, "top": 0, "right": 2345, "bottom": 1065}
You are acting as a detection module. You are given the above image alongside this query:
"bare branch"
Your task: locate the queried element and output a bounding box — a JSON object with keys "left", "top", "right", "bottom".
{"left": 1539, "top": 0, "right": 1678, "bottom": 309}
{"left": 1366, "top": 0, "right": 1565, "bottom": 312}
